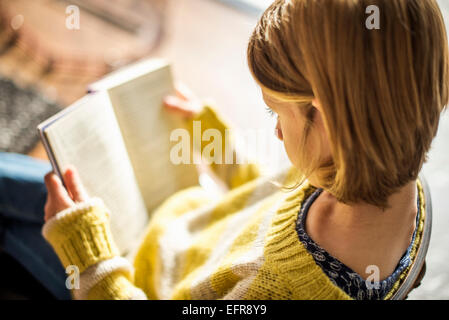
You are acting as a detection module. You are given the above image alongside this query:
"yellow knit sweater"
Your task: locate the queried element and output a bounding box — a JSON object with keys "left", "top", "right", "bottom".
{"left": 41, "top": 106, "right": 426, "bottom": 300}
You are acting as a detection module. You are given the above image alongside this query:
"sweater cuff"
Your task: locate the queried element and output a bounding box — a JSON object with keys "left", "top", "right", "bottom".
{"left": 42, "top": 198, "right": 120, "bottom": 274}
{"left": 74, "top": 256, "right": 133, "bottom": 300}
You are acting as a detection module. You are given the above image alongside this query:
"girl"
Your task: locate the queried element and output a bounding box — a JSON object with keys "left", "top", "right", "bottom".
{"left": 3, "top": 0, "right": 449, "bottom": 300}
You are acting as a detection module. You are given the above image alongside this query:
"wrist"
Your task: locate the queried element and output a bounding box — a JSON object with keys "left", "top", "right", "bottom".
{"left": 42, "top": 198, "right": 120, "bottom": 273}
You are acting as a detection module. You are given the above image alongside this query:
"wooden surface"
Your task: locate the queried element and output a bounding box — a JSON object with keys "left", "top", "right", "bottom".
{"left": 0, "top": 0, "right": 164, "bottom": 105}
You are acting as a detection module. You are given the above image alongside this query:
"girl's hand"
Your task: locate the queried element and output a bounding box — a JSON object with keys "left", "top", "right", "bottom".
{"left": 163, "top": 82, "right": 203, "bottom": 119}
{"left": 44, "top": 166, "right": 89, "bottom": 222}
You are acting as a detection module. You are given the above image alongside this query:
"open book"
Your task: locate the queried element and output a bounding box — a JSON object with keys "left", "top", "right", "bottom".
{"left": 38, "top": 59, "right": 200, "bottom": 256}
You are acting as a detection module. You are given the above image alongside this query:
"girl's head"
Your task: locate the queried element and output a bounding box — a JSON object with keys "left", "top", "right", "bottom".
{"left": 248, "top": 0, "right": 449, "bottom": 208}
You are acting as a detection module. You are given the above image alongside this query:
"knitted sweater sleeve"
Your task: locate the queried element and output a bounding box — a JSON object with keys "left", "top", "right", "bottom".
{"left": 187, "top": 105, "right": 260, "bottom": 190}
{"left": 42, "top": 198, "right": 147, "bottom": 300}
{"left": 41, "top": 106, "right": 260, "bottom": 299}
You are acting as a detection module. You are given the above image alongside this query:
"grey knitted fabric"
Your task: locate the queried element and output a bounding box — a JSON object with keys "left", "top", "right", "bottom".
{"left": 0, "top": 78, "right": 61, "bottom": 154}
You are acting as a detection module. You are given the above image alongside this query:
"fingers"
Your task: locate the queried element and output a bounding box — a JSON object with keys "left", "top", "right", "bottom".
{"left": 44, "top": 172, "right": 73, "bottom": 206}
{"left": 163, "top": 95, "right": 197, "bottom": 119}
{"left": 174, "top": 82, "right": 196, "bottom": 101}
{"left": 63, "top": 166, "right": 88, "bottom": 202}
{"left": 163, "top": 83, "right": 204, "bottom": 119}
{"left": 44, "top": 172, "right": 74, "bottom": 222}
{"left": 43, "top": 167, "right": 87, "bottom": 222}
{"left": 164, "top": 95, "right": 190, "bottom": 109}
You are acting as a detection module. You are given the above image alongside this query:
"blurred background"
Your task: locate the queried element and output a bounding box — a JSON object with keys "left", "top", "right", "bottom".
{"left": 0, "top": 0, "right": 447, "bottom": 299}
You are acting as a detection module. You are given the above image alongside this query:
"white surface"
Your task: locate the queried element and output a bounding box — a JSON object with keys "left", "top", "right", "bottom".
{"left": 236, "top": 0, "right": 272, "bottom": 10}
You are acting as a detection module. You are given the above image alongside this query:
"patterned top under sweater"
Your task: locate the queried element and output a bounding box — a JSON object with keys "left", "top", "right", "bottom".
{"left": 295, "top": 187, "right": 421, "bottom": 300}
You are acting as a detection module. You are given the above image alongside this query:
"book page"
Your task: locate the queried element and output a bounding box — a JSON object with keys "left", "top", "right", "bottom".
{"left": 43, "top": 92, "right": 149, "bottom": 255}
{"left": 104, "top": 64, "right": 199, "bottom": 212}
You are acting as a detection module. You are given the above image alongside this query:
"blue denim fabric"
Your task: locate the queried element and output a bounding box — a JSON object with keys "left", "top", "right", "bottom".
{"left": 0, "top": 152, "right": 71, "bottom": 300}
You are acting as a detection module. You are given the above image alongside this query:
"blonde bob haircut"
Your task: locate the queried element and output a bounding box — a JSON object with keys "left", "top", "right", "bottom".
{"left": 248, "top": 0, "right": 449, "bottom": 208}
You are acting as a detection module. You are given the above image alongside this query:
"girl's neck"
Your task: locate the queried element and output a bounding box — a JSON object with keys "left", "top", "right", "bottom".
{"left": 306, "top": 180, "right": 418, "bottom": 280}
{"left": 321, "top": 181, "right": 418, "bottom": 226}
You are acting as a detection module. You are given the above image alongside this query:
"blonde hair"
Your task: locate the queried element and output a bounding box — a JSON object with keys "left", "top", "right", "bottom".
{"left": 248, "top": 0, "right": 449, "bottom": 208}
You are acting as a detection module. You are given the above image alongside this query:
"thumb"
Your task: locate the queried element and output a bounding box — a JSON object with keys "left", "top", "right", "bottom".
{"left": 64, "top": 166, "right": 89, "bottom": 202}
